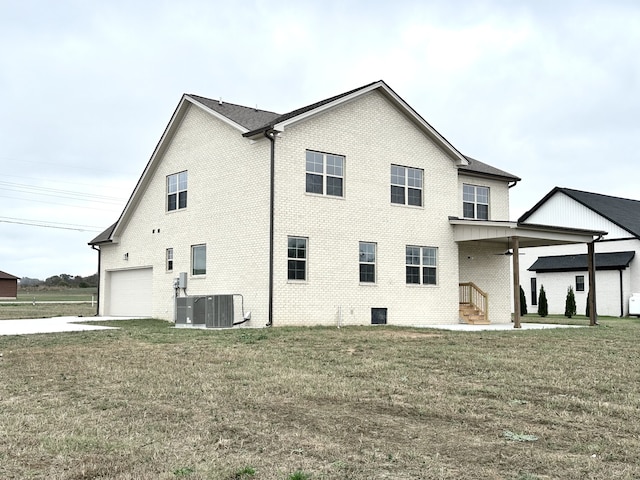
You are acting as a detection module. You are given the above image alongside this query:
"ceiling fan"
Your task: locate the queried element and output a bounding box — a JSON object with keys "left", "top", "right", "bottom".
{"left": 494, "top": 238, "right": 525, "bottom": 256}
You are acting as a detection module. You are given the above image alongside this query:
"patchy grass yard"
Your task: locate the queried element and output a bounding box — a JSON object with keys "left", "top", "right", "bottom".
{"left": 1, "top": 319, "right": 639, "bottom": 479}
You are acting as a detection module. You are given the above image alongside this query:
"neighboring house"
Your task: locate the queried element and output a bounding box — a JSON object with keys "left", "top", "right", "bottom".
{"left": 519, "top": 187, "right": 640, "bottom": 317}
{"left": 89, "top": 81, "right": 600, "bottom": 327}
{"left": 0, "top": 271, "right": 19, "bottom": 299}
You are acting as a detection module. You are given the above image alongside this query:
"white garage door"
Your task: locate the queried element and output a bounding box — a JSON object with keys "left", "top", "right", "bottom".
{"left": 106, "top": 268, "right": 153, "bottom": 316}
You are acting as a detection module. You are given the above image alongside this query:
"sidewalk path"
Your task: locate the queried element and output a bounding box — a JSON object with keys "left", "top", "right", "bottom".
{"left": 0, "top": 316, "right": 144, "bottom": 336}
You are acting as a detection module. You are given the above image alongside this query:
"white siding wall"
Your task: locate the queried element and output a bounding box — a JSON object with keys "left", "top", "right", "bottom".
{"left": 519, "top": 239, "right": 640, "bottom": 317}
{"left": 524, "top": 192, "right": 631, "bottom": 239}
{"left": 99, "top": 103, "right": 272, "bottom": 321}
{"left": 271, "top": 90, "right": 461, "bottom": 326}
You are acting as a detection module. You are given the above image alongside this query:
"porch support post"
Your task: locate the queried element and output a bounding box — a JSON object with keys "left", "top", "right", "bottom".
{"left": 588, "top": 241, "right": 598, "bottom": 326}
{"left": 512, "top": 236, "right": 521, "bottom": 328}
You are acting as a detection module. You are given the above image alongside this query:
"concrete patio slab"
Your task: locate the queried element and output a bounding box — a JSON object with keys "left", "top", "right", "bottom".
{"left": 0, "top": 316, "right": 146, "bottom": 336}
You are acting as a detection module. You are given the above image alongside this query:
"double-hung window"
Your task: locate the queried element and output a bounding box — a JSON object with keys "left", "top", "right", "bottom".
{"left": 306, "top": 150, "right": 344, "bottom": 197}
{"left": 391, "top": 165, "right": 423, "bottom": 206}
{"left": 287, "top": 237, "right": 307, "bottom": 281}
{"left": 406, "top": 246, "right": 437, "bottom": 285}
{"left": 191, "top": 244, "right": 206, "bottom": 276}
{"left": 166, "top": 248, "right": 174, "bottom": 272}
{"left": 576, "top": 275, "right": 585, "bottom": 292}
{"left": 359, "top": 242, "right": 376, "bottom": 283}
{"left": 463, "top": 184, "right": 489, "bottom": 220}
{"left": 167, "top": 171, "right": 188, "bottom": 211}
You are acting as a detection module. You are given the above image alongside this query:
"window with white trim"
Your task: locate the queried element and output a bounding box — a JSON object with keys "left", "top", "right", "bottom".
{"left": 463, "top": 184, "right": 489, "bottom": 220}
{"left": 391, "top": 165, "right": 423, "bottom": 206}
{"left": 191, "top": 244, "right": 206, "bottom": 276}
{"left": 166, "top": 248, "right": 173, "bottom": 272}
{"left": 406, "top": 246, "right": 437, "bottom": 285}
{"left": 287, "top": 237, "right": 307, "bottom": 281}
{"left": 167, "top": 171, "right": 188, "bottom": 211}
{"left": 306, "top": 150, "right": 344, "bottom": 197}
{"left": 359, "top": 242, "right": 376, "bottom": 283}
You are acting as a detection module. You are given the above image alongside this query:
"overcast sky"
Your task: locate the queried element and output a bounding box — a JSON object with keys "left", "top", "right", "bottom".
{"left": 1, "top": 0, "right": 639, "bottom": 280}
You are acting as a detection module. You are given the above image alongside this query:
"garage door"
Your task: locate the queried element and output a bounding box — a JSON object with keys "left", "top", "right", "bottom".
{"left": 106, "top": 268, "right": 153, "bottom": 316}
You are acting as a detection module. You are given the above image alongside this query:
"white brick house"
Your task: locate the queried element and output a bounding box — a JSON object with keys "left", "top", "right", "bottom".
{"left": 90, "top": 81, "right": 600, "bottom": 327}
{"left": 518, "top": 187, "right": 640, "bottom": 317}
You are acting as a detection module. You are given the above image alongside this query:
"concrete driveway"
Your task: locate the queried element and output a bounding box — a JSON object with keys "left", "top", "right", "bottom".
{"left": 0, "top": 316, "right": 145, "bottom": 336}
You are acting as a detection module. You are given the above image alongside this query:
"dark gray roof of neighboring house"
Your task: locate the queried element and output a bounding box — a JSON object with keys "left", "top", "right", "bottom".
{"left": 459, "top": 156, "right": 521, "bottom": 182}
{"left": 88, "top": 223, "right": 117, "bottom": 245}
{"left": 519, "top": 187, "right": 640, "bottom": 238}
{"left": 0, "top": 270, "right": 19, "bottom": 280}
{"left": 188, "top": 95, "right": 281, "bottom": 131}
{"left": 528, "top": 251, "right": 636, "bottom": 272}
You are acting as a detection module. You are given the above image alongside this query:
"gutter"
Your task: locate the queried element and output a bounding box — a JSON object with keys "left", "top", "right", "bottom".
{"left": 264, "top": 129, "right": 276, "bottom": 327}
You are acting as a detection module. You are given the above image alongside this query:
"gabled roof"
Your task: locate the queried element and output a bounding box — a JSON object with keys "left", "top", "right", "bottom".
{"left": 528, "top": 251, "right": 636, "bottom": 272}
{"left": 90, "top": 80, "right": 519, "bottom": 245}
{"left": 0, "top": 270, "right": 19, "bottom": 280}
{"left": 459, "top": 156, "right": 520, "bottom": 182}
{"left": 519, "top": 187, "right": 640, "bottom": 239}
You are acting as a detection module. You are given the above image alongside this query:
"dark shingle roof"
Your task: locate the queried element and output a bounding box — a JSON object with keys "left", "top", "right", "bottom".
{"left": 0, "top": 270, "right": 19, "bottom": 280}
{"left": 459, "top": 156, "right": 520, "bottom": 182}
{"left": 520, "top": 187, "right": 640, "bottom": 238}
{"left": 188, "top": 95, "right": 281, "bottom": 131}
{"left": 242, "top": 81, "right": 382, "bottom": 136}
{"left": 528, "top": 251, "right": 636, "bottom": 272}
{"left": 88, "top": 223, "right": 116, "bottom": 245}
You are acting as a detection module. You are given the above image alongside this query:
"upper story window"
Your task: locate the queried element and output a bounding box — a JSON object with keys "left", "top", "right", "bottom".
{"left": 166, "top": 248, "right": 173, "bottom": 272}
{"left": 167, "top": 171, "right": 188, "bottom": 211}
{"left": 191, "top": 244, "right": 206, "bottom": 276}
{"left": 306, "top": 150, "right": 344, "bottom": 197}
{"left": 406, "top": 246, "right": 437, "bottom": 285}
{"left": 463, "top": 184, "right": 489, "bottom": 220}
{"left": 287, "top": 236, "right": 307, "bottom": 281}
{"left": 391, "top": 165, "right": 423, "bottom": 206}
{"left": 359, "top": 242, "right": 376, "bottom": 283}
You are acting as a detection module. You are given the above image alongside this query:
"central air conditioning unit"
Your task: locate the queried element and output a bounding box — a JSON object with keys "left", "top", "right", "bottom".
{"left": 175, "top": 295, "right": 235, "bottom": 328}
{"left": 630, "top": 293, "right": 640, "bottom": 317}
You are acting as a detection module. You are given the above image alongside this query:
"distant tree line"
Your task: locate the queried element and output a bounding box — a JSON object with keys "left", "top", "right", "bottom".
{"left": 20, "top": 273, "right": 98, "bottom": 288}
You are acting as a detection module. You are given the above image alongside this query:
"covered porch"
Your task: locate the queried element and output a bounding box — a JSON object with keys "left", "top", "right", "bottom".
{"left": 450, "top": 218, "right": 605, "bottom": 328}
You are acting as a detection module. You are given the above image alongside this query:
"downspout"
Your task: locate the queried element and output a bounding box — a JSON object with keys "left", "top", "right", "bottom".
{"left": 619, "top": 268, "right": 624, "bottom": 317}
{"left": 264, "top": 129, "right": 276, "bottom": 327}
{"left": 91, "top": 245, "right": 101, "bottom": 316}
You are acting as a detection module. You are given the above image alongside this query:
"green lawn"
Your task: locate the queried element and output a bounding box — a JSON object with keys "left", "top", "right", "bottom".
{"left": 1, "top": 319, "right": 639, "bottom": 479}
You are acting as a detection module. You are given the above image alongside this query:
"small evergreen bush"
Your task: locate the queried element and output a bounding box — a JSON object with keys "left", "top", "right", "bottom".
{"left": 537, "top": 285, "right": 548, "bottom": 317}
{"left": 565, "top": 286, "right": 576, "bottom": 318}
{"left": 519, "top": 286, "right": 528, "bottom": 316}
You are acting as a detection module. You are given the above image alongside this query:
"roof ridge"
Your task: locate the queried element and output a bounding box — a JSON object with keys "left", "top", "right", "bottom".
{"left": 559, "top": 187, "right": 640, "bottom": 204}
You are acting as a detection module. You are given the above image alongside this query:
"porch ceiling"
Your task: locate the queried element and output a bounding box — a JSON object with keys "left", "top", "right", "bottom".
{"left": 449, "top": 217, "right": 606, "bottom": 249}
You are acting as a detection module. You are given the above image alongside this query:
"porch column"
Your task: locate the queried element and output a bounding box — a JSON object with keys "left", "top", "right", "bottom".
{"left": 588, "top": 241, "right": 598, "bottom": 325}
{"left": 512, "top": 236, "right": 521, "bottom": 328}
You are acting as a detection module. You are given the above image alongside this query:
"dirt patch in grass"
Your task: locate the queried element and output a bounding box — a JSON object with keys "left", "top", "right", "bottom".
{"left": 1, "top": 322, "right": 639, "bottom": 479}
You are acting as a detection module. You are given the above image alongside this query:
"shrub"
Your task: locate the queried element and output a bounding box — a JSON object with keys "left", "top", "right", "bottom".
{"left": 519, "top": 286, "right": 528, "bottom": 316}
{"left": 537, "top": 285, "right": 548, "bottom": 317}
{"left": 565, "top": 286, "right": 576, "bottom": 318}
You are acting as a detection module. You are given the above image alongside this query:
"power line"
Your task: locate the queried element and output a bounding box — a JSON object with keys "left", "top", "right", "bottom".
{"left": 0, "top": 194, "right": 123, "bottom": 212}
{"left": 0, "top": 218, "right": 103, "bottom": 232}
{"left": 0, "top": 180, "right": 126, "bottom": 204}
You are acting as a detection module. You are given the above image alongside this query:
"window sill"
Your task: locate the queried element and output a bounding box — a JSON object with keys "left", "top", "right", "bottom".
{"left": 390, "top": 202, "right": 424, "bottom": 210}
{"left": 359, "top": 282, "right": 377, "bottom": 286}
{"left": 305, "top": 192, "right": 345, "bottom": 200}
